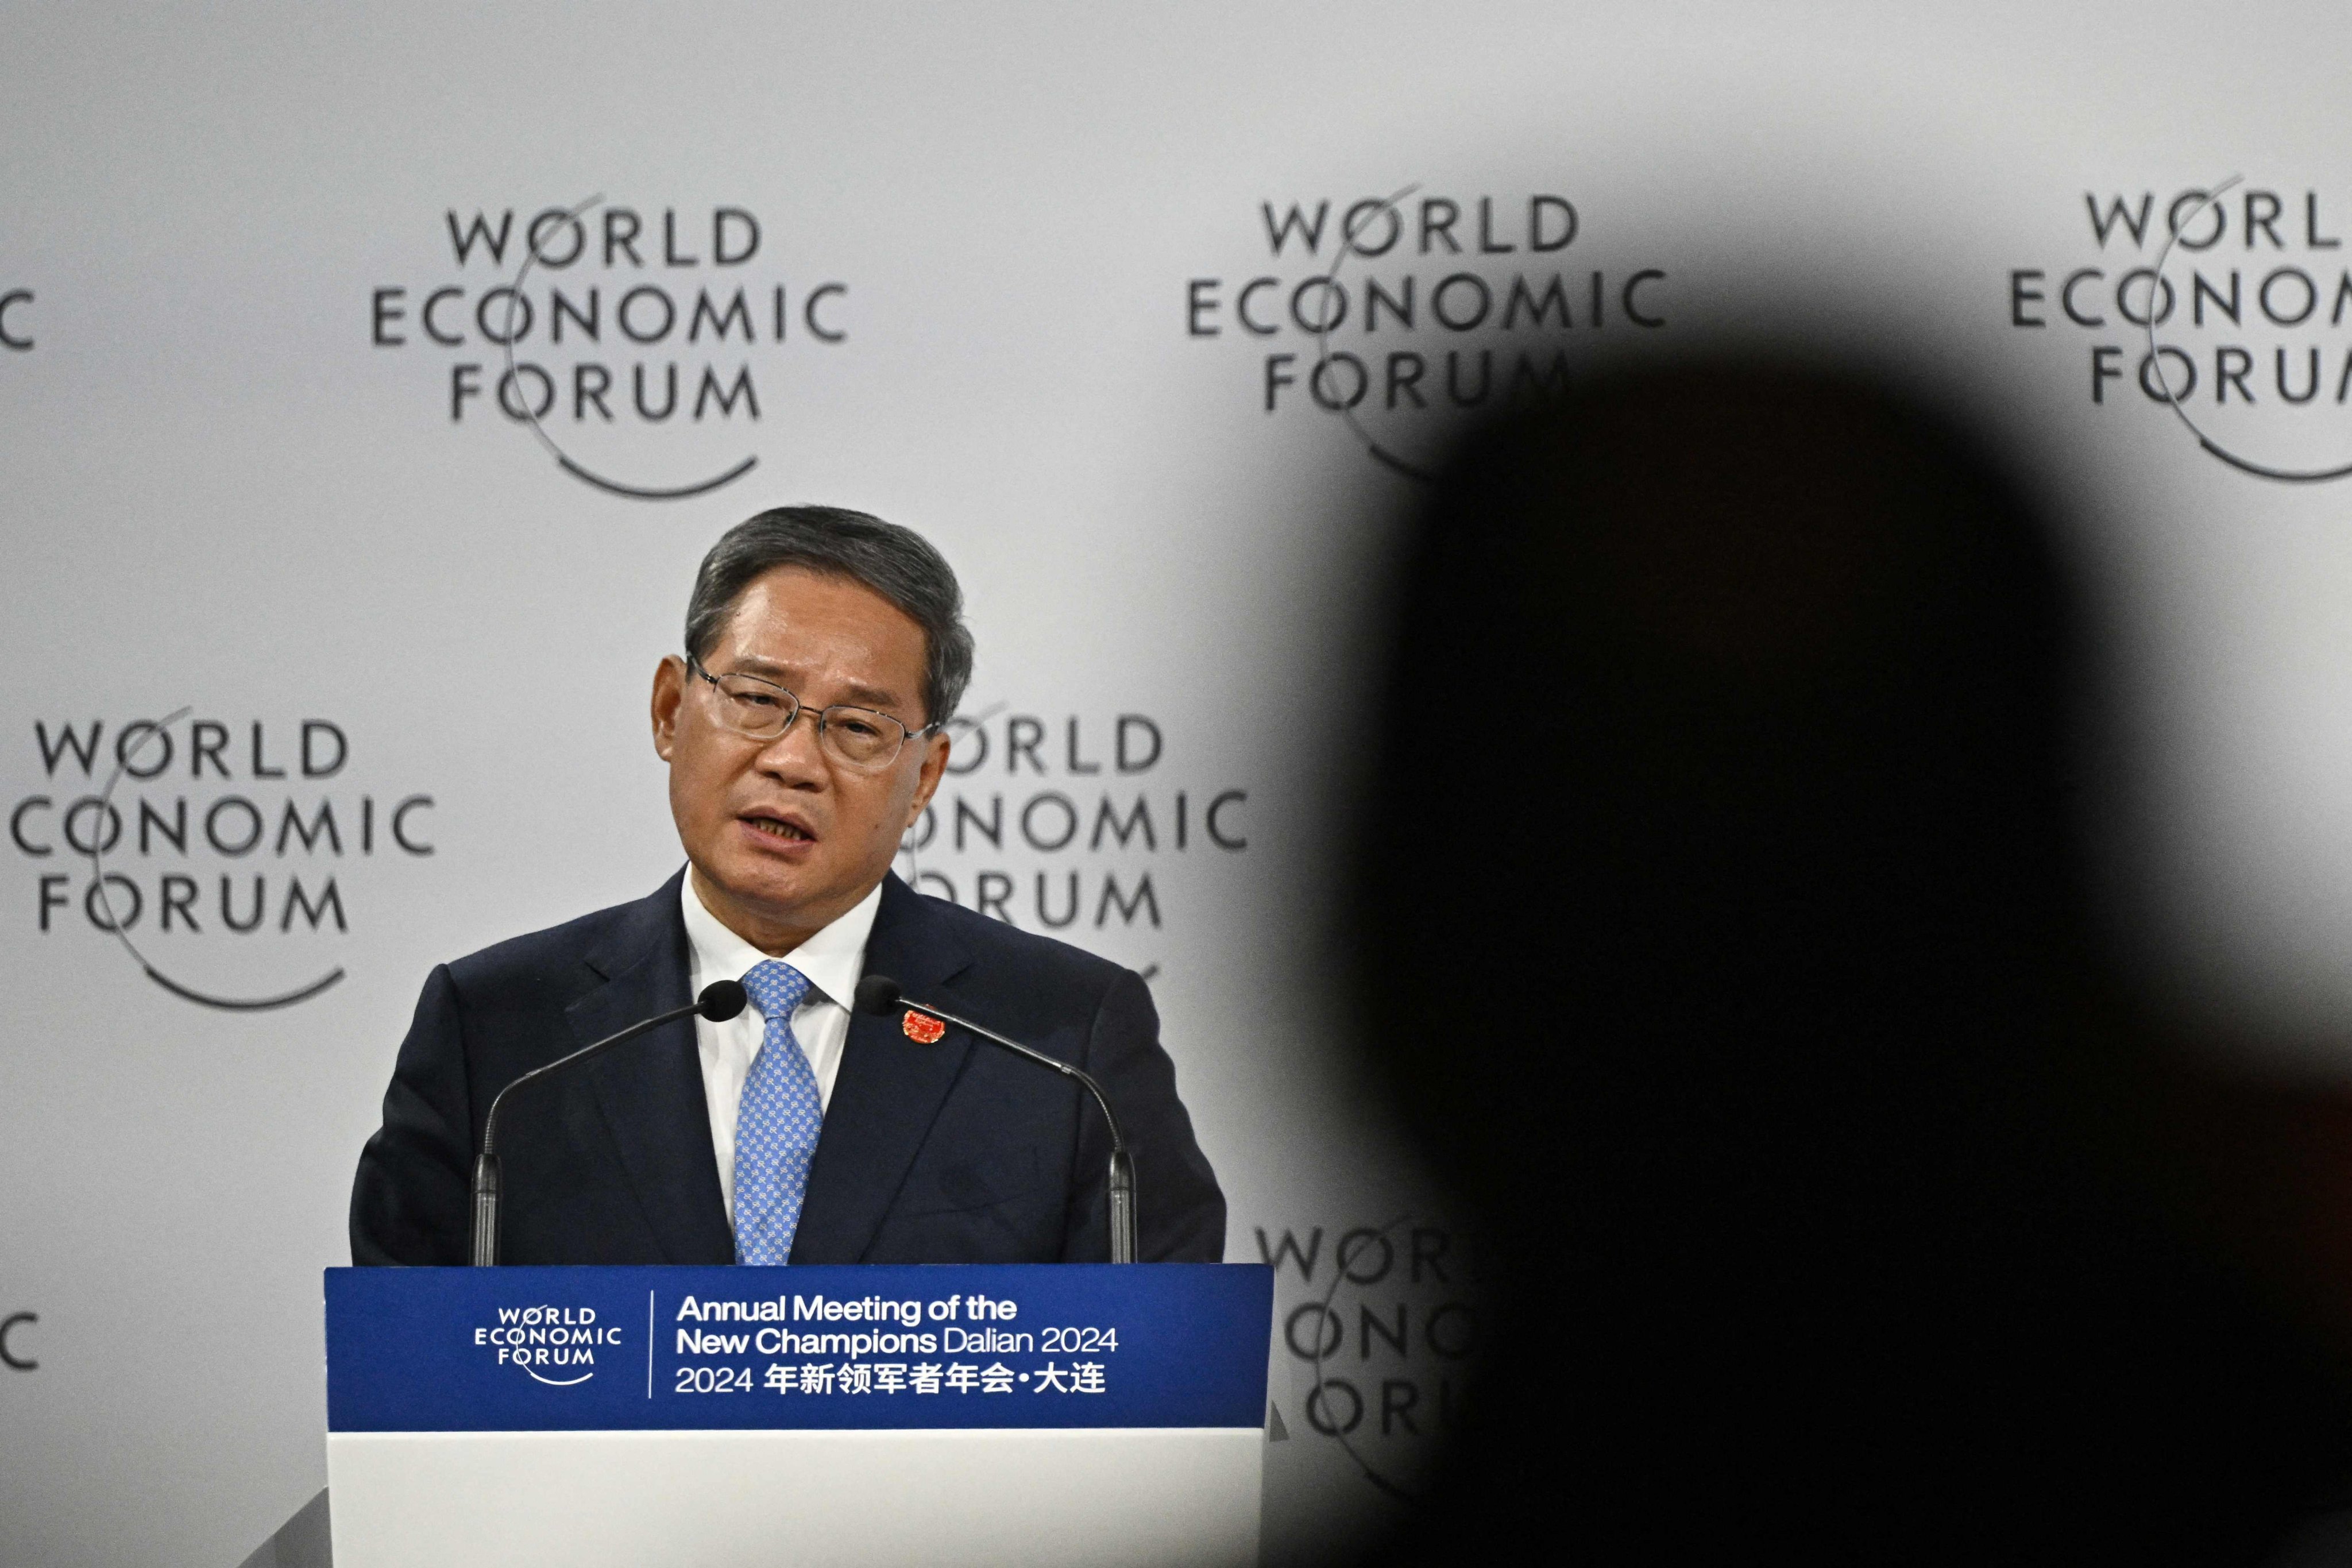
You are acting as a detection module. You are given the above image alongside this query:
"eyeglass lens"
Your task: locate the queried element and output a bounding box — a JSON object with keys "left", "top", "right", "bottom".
{"left": 706, "top": 670, "right": 906, "bottom": 767}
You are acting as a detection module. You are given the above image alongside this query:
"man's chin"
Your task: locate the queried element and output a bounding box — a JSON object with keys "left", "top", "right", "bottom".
{"left": 692, "top": 856, "right": 855, "bottom": 940}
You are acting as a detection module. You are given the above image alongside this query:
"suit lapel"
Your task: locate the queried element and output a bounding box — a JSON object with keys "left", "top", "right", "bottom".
{"left": 791, "top": 874, "right": 975, "bottom": 1263}
{"left": 573, "top": 870, "right": 735, "bottom": 1264}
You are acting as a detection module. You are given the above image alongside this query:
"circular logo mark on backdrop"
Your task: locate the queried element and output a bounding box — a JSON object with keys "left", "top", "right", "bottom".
{"left": 2144, "top": 176, "right": 2352, "bottom": 483}
{"left": 367, "top": 197, "right": 852, "bottom": 502}
{"left": 10, "top": 710, "right": 438, "bottom": 1011}
{"left": 890, "top": 705, "right": 1249, "bottom": 986}
{"left": 499, "top": 195, "right": 755, "bottom": 500}
{"left": 1268, "top": 1217, "right": 1480, "bottom": 1503}
{"left": 1185, "top": 186, "right": 1671, "bottom": 482}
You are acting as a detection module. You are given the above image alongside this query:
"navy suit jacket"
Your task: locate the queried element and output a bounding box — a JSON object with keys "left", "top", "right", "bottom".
{"left": 350, "top": 871, "right": 1226, "bottom": 1265}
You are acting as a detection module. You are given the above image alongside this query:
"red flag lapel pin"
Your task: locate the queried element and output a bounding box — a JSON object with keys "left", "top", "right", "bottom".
{"left": 902, "top": 1010, "right": 947, "bottom": 1044}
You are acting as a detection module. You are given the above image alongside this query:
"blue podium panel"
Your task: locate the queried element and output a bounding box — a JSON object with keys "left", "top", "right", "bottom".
{"left": 324, "top": 1265, "right": 1273, "bottom": 1568}
{"left": 327, "top": 1264, "right": 1271, "bottom": 1434}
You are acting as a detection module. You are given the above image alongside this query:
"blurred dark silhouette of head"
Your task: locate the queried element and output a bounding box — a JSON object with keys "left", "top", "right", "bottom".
{"left": 1342, "top": 361, "right": 2352, "bottom": 1564}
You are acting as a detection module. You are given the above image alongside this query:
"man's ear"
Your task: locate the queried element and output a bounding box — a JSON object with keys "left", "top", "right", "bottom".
{"left": 906, "top": 727, "right": 952, "bottom": 825}
{"left": 651, "top": 656, "right": 686, "bottom": 760}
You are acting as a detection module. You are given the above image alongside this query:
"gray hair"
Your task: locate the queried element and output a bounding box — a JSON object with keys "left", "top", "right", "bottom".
{"left": 684, "top": 506, "right": 974, "bottom": 725}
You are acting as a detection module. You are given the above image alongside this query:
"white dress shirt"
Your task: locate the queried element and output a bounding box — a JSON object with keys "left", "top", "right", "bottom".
{"left": 680, "top": 874, "right": 882, "bottom": 1223}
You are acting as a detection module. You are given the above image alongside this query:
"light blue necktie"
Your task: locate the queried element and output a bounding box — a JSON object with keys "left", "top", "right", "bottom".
{"left": 733, "top": 960, "right": 822, "bottom": 1265}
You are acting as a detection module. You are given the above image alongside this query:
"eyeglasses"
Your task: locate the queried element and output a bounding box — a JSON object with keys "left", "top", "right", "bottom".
{"left": 686, "top": 655, "right": 938, "bottom": 771}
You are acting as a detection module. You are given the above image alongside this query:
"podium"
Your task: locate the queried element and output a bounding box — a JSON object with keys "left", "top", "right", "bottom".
{"left": 323, "top": 1263, "right": 1273, "bottom": 1567}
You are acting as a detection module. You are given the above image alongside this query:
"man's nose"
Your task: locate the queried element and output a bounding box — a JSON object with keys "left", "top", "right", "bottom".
{"left": 754, "top": 711, "right": 829, "bottom": 781}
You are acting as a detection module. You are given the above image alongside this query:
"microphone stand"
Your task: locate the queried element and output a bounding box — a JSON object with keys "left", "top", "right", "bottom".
{"left": 471, "top": 983, "right": 745, "bottom": 1266}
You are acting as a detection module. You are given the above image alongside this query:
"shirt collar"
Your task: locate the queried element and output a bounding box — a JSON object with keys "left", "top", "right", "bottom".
{"left": 678, "top": 871, "right": 882, "bottom": 1010}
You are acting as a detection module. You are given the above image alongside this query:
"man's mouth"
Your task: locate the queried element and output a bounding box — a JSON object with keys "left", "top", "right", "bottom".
{"left": 743, "top": 816, "right": 815, "bottom": 844}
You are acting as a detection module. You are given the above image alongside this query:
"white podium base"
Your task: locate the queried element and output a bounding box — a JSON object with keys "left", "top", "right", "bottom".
{"left": 329, "top": 1427, "right": 1262, "bottom": 1567}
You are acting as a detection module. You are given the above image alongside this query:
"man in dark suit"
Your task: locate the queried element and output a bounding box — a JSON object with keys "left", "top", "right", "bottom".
{"left": 350, "top": 507, "right": 1224, "bottom": 1266}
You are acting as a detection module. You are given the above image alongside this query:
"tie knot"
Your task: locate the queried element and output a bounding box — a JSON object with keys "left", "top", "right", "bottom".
{"left": 741, "top": 959, "right": 813, "bottom": 1021}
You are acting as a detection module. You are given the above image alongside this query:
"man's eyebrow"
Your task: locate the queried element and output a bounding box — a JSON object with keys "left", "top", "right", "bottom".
{"left": 836, "top": 683, "right": 904, "bottom": 710}
{"left": 724, "top": 663, "right": 809, "bottom": 686}
{"left": 720, "top": 656, "right": 800, "bottom": 682}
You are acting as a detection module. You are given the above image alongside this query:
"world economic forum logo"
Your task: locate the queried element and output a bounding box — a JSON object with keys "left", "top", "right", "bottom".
{"left": 1185, "top": 184, "right": 1670, "bottom": 480}
{"left": 890, "top": 706, "right": 1252, "bottom": 985}
{"left": 368, "top": 195, "right": 853, "bottom": 501}
{"left": 1260, "top": 1215, "right": 1477, "bottom": 1501}
{"left": 474, "top": 1303, "right": 620, "bottom": 1387}
{"left": 2010, "top": 175, "right": 2352, "bottom": 482}
{"left": 10, "top": 709, "right": 437, "bottom": 1011}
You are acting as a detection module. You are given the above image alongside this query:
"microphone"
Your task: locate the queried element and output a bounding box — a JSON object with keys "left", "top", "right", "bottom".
{"left": 856, "top": 974, "right": 1138, "bottom": 1264}
{"left": 470, "top": 979, "right": 747, "bottom": 1266}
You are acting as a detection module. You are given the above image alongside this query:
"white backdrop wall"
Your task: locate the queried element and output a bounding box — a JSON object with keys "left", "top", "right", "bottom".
{"left": 7, "top": 5, "right": 2352, "bottom": 1564}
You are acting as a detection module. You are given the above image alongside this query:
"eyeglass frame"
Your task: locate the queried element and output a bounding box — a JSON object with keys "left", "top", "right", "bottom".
{"left": 683, "top": 654, "right": 943, "bottom": 771}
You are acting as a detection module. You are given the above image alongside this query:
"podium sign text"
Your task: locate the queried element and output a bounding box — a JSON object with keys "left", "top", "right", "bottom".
{"left": 329, "top": 1262, "right": 1268, "bottom": 1432}
{"left": 325, "top": 1264, "right": 1272, "bottom": 1568}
